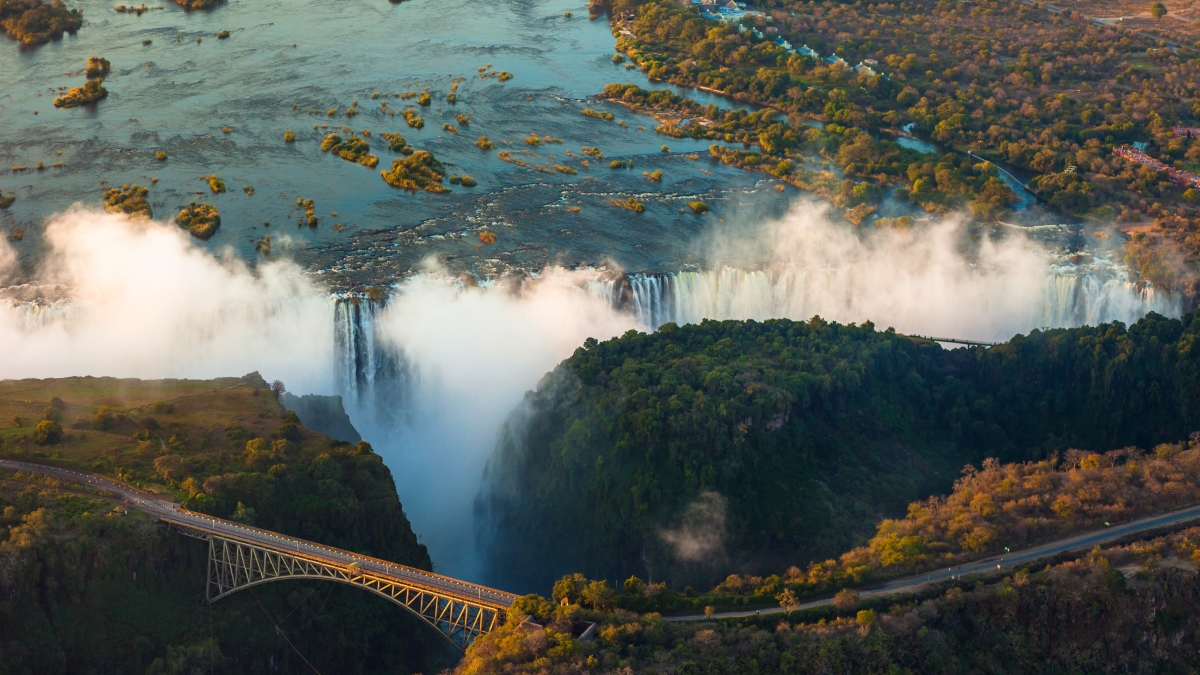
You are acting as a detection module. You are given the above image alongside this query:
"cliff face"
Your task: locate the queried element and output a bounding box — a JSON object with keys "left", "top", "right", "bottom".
{"left": 280, "top": 392, "right": 362, "bottom": 444}
{"left": 0, "top": 376, "right": 448, "bottom": 675}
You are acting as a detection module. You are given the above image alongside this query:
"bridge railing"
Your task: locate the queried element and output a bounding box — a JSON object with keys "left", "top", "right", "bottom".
{"left": 164, "top": 509, "right": 517, "bottom": 607}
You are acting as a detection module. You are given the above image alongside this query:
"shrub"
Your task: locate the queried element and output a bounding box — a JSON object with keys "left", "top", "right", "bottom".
{"left": 380, "top": 151, "right": 448, "bottom": 193}
{"left": 474, "top": 136, "right": 493, "bottom": 150}
{"left": 320, "top": 133, "right": 378, "bottom": 168}
{"left": 283, "top": 130, "right": 295, "bottom": 143}
{"left": 102, "top": 184, "right": 152, "bottom": 219}
{"left": 176, "top": 202, "right": 221, "bottom": 239}
{"left": 85, "top": 56, "right": 110, "bottom": 79}
{"left": 479, "top": 231, "right": 496, "bottom": 244}
{"left": 581, "top": 109, "right": 614, "bottom": 121}
{"left": 54, "top": 79, "right": 107, "bottom": 108}
{"left": 34, "top": 419, "right": 62, "bottom": 445}
{"left": 833, "top": 589, "right": 859, "bottom": 613}
{"left": 207, "top": 176, "right": 226, "bottom": 194}
{"left": 688, "top": 201, "right": 708, "bottom": 213}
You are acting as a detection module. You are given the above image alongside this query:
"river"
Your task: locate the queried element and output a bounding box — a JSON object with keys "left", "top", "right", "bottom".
{"left": 0, "top": 0, "right": 1180, "bottom": 582}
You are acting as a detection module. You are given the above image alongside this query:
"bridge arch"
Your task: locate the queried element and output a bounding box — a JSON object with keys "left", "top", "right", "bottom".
{"left": 190, "top": 529, "right": 508, "bottom": 651}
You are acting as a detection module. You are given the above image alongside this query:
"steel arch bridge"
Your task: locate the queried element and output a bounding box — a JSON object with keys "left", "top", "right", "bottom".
{"left": 166, "top": 517, "right": 516, "bottom": 652}
{"left": 0, "top": 459, "right": 518, "bottom": 652}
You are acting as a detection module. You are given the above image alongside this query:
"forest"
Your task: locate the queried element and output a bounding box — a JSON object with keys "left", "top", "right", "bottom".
{"left": 456, "top": 534, "right": 1200, "bottom": 674}
{"left": 0, "top": 375, "right": 452, "bottom": 674}
{"left": 598, "top": 0, "right": 1200, "bottom": 301}
{"left": 476, "top": 312, "right": 1200, "bottom": 593}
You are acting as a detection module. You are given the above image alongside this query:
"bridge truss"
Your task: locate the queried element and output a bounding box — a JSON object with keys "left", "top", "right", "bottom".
{"left": 171, "top": 525, "right": 506, "bottom": 651}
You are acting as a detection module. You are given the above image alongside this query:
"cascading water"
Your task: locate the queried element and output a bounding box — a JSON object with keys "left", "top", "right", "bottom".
{"left": 331, "top": 295, "right": 410, "bottom": 431}
{"left": 594, "top": 264, "right": 1179, "bottom": 340}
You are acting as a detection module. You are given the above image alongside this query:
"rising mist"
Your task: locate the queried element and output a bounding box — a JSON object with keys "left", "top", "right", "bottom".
{"left": 0, "top": 202, "right": 1176, "bottom": 582}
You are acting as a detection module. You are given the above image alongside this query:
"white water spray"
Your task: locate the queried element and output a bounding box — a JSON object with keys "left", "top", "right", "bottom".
{"left": 0, "top": 204, "right": 1179, "bottom": 580}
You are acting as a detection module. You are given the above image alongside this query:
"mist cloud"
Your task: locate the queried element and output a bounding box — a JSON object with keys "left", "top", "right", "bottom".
{"left": 0, "top": 207, "right": 334, "bottom": 391}
{"left": 680, "top": 201, "right": 1175, "bottom": 341}
{"left": 659, "top": 491, "right": 728, "bottom": 564}
{"left": 0, "top": 202, "right": 1176, "bottom": 582}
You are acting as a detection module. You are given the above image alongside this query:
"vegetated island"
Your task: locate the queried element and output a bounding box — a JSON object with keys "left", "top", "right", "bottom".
{"left": 102, "top": 183, "right": 151, "bottom": 219}
{"left": 175, "top": 201, "right": 219, "bottom": 239}
{"left": 603, "top": 0, "right": 1200, "bottom": 305}
{"left": 320, "top": 133, "right": 379, "bottom": 168}
{"left": 174, "top": 0, "right": 223, "bottom": 9}
{"left": 0, "top": 0, "right": 82, "bottom": 47}
{"left": 0, "top": 375, "right": 450, "bottom": 673}
{"left": 84, "top": 55, "right": 109, "bottom": 78}
{"left": 401, "top": 108, "right": 425, "bottom": 129}
{"left": 53, "top": 78, "right": 106, "bottom": 108}
{"left": 0, "top": 189, "right": 14, "bottom": 209}
{"left": 381, "top": 132, "right": 414, "bottom": 155}
{"left": 381, "top": 150, "right": 448, "bottom": 193}
{"left": 477, "top": 311, "right": 1200, "bottom": 593}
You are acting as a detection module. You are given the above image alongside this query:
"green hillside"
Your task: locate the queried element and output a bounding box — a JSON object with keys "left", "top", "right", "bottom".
{"left": 477, "top": 312, "right": 1200, "bottom": 592}
{"left": 0, "top": 375, "right": 451, "bottom": 674}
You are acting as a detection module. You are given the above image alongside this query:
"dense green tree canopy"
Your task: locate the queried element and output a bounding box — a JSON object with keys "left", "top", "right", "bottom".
{"left": 477, "top": 313, "right": 1200, "bottom": 592}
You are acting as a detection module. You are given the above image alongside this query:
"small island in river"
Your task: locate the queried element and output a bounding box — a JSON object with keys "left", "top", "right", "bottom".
{"left": 0, "top": 0, "right": 82, "bottom": 47}
{"left": 381, "top": 151, "right": 448, "bottom": 193}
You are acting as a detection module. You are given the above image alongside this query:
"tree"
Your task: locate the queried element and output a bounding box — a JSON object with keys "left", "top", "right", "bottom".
{"left": 1150, "top": 2, "right": 1167, "bottom": 19}
{"left": 552, "top": 573, "right": 588, "bottom": 605}
{"left": 580, "top": 579, "right": 616, "bottom": 611}
{"left": 833, "top": 588, "right": 860, "bottom": 613}
{"left": 34, "top": 419, "right": 61, "bottom": 445}
{"left": 270, "top": 380, "right": 286, "bottom": 395}
{"left": 776, "top": 588, "right": 800, "bottom": 615}
{"left": 231, "top": 501, "right": 256, "bottom": 525}
{"left": 703, "top": 605, "right": 715, "bottom": 618}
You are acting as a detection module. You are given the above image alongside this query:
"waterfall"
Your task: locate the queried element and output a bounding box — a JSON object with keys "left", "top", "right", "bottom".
{"left": 598, "top": 265, "right": 1179, "bottom": 340}
{"left": 331, "top": 295, "right": 410, "bottom": 430}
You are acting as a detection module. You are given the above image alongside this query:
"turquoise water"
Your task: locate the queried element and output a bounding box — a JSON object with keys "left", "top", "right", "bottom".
{"left": 0, "top": 0, "right": 792, "bottom": 285}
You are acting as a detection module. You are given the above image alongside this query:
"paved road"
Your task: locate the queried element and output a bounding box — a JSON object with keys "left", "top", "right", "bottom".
{"left": 665, "top": 503, "right": 1200, "bottom": 621}
{"left": 0, "top": 458, "right": 516, "bottom": 609}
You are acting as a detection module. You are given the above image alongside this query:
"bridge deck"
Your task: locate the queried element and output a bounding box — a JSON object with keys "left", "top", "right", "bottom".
{"left": 0, "top": 458, "right": 516, "bottom": 609}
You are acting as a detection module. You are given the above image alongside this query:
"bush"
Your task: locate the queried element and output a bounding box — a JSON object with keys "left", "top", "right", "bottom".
{"left": 85, "top": 56, "right": 110, "bottom": 79}
{"left": 102, "top": 184, "right": 151, "bottom": 219}
{"left": 53, "top": 79, "right": 107, "bottom": 108}
{"left": 380, "top": 151, "right": 448, "bottom": 193}
{"left": 34, "top": 419, "right": 62, "bottom": 445}
{"left": 176, "top": 202, "right": 221, "bottom": 240}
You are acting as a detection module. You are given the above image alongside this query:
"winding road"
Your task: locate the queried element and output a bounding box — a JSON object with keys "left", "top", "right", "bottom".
{"left": 6, "top": 457, "right": 1200, "bottom": 621}
{"left": 665, "top": 503, "right": 1200, "bottom": 621}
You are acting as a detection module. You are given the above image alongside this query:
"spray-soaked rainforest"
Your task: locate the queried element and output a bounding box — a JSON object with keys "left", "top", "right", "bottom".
{"left": 475, "top": 312, "right": 1200, "bottom": 592}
